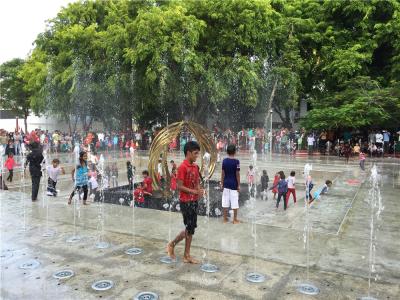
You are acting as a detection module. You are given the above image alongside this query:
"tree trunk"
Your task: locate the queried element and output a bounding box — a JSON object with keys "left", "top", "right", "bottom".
{"left": 24, "top": 110, "right": 28, "bottom": 133}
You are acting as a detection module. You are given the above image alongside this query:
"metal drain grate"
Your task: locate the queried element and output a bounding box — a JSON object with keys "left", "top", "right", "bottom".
{"left": 246, "top": 272, "right": 266, "bottom": 283}
{"left": 297, "top": 283, "right": 320, "bottom": 295}
{"left": 133, "top": 291, "right": 159, "bottom": 300}
{"left": 91, "top": 280, "right": 114, "bottom": 291}
{"left": 53, "top": 269, "right": 74, "bottom": 279}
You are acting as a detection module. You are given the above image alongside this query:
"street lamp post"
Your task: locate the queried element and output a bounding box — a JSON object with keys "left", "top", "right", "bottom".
{"left": 166, "top": 113, "right": 169, "bottom": 126}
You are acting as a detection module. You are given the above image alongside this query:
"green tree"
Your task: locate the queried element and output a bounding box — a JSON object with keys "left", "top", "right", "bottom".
{"left": 0, "top": 58, "right": 31, "bottom": 132}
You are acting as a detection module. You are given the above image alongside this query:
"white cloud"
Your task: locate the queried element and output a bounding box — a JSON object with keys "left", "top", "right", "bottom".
{"left": 0, "top": 0, "right": 73, "bottom": 64}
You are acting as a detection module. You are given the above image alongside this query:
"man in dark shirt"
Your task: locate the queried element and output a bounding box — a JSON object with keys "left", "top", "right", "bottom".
{"left": 24, "top": 142, "right": 44, "bottom": 201}
{"left": 166, "top": 141, "right": 203, "bottom": 264}
{"left": 220, "top": 144, "right": 240, "bottom": 224}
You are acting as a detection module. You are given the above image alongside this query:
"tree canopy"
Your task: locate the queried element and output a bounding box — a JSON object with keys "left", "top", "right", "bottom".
{"left": 1, "top": 0, "right": 399, "bottom": 132}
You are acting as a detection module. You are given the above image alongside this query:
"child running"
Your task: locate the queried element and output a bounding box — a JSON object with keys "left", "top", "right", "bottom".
{"left": 286, "top": 171, "right": 296, "bottom": 206}
{"left": 220, "top": 144, "right": 240, "bottom": 224}
{"left": 270, "top": 172, "right": 288, "bottom": 210}
{"left": 166, "top": 141, "right": 204, "bottom": 264}
{"left": 68, "top": 151, "right": 89, "bottom": 205}
{"left": 46, "top": 158, "right": 65, "bottom": 196}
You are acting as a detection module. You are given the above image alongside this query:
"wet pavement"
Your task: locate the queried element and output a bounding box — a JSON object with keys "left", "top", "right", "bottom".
{"left": 1, "top": 153, "right": 399, "bottom": 299}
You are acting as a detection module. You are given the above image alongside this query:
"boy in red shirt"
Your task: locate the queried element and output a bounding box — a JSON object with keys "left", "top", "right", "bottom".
{"left": 166, "top": 141, "right": 204, "bottom": 264}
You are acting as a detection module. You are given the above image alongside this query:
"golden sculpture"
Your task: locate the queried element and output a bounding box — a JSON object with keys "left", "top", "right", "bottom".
{"left": 148, "top": 121, "right": 217, "bottom": 190}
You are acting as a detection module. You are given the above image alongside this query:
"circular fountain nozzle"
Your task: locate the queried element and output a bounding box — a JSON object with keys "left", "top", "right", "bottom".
{"left": 200, "top": 263, "right": 219, "bottom": 273}
{"left": 91, "top": 280, "right": 114, "bottom": 291}
{"left": 246, "top": 272, "right": 266, "bottom": 283}
{"left": 19, "top": 259, "right": 41, "bottom": 269}
{"left": 160, "top": 256, "right": 178, "bottom": 264}
{"left": 133, "top": 291, "right": 159, "bottom": 300}
{"left": 297, "top": 283, "right": 320, "bottom": 295}
{"left": 42, "top": 229, "right": 56, "bottom": 237}
{"left": 95, "top": 241, "right": 110, "bottom": 249}
{"left": 125, "top": 248, "right": 143, "bottom": 255}
{"left": 66, "top": 235, "right": 81, "bottom": 243}
{"left": 53, "top": 269, "right": 74, "bottom": 279}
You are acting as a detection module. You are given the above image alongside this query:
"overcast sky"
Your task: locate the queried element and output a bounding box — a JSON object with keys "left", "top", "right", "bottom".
{"left": 0, "top": 0, "right": 73, "bottom": 64}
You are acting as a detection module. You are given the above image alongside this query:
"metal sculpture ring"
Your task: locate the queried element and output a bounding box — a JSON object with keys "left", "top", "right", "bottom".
{"left": 148, "top": 121, "right": 217, "bottom": 190}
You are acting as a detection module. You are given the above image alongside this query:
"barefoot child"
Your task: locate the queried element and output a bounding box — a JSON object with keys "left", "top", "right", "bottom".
{"left": 46, "top": 158, "right": 65, "bottom": 196}
{"left": 166, "top": 141, "right": 204, "bottom": 264}
{"left": 220, "top": 144, "right": 240, "bottom": 224}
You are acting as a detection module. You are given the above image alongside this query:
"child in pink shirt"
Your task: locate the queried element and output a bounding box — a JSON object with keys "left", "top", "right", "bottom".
{"left": 4, "top": 153, "right": 16, "bottom": 182}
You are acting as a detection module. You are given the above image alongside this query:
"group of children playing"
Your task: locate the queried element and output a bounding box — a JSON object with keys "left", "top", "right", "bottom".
{"left": 246, "top": 166, "right": 333, "bottom": 211}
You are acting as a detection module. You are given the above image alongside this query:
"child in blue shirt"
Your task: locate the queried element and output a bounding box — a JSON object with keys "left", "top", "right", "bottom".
{"left": 68, "top": 151, "right": 89, "bottom": 205}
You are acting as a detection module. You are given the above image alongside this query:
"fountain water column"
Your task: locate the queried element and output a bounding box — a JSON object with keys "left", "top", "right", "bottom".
{"left": 95, "top": 154, "right": 109, "bottom": 249}
{"left": 42, "top": 149, "right": 55, "bottom": 237}
{"left": 0, "top": 146, "right": 4, "bottom": 189}
{"left": 66, "top": 144, "right": 81, "bottom": 243}
{"left": 125, "top": 157, "right": 143, "bottom": 256}
{"left": 246, "top": 150, "right": 266, "bottom": 283}
{"left": 200, "top": 152, "right": 218, "bottom": 273}
{"left": 297, "top": 163, "right": 319, "bottom": 295}
{"left": 359, "top": 165, "right": 384, "bottom": 300}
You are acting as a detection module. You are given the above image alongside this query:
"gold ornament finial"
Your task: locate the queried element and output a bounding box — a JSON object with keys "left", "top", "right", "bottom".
{"left": 148, "top": 121, "right": 217, "bottom": 190}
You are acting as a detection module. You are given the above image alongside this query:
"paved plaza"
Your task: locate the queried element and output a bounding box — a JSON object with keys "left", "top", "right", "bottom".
{"left": 1, "top": 152, "right": 399, "bottom": 299}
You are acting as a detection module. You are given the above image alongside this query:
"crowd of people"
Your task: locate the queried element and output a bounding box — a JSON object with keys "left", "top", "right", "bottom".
{"left": 1, "top": 127, "right": 399, "bottom": 159}
{"left": 211, "top": 126, "right": 400, "bottom": 156}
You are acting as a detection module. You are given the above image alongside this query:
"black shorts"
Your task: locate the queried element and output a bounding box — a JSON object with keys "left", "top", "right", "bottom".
{"left": 180, "top": 201, "right": 198, "bottom": 235}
